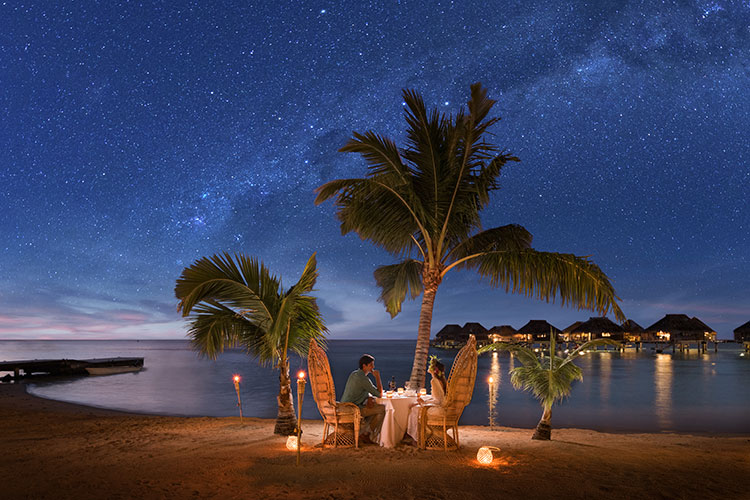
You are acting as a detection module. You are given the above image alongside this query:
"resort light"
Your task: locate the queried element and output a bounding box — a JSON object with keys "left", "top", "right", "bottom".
{"left": 477, "top": 446, "right": 501, "bottom": 465}
{"left": 286, "top": 435, "right": 298, "bottom": 451}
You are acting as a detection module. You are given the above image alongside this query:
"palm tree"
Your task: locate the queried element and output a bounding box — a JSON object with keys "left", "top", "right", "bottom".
{"left": 174, "top": 252, "right": 327, "bottom": 435}
{"left": 479, "top": 335, "right": 619, "bottom": 440}
{"left": 315, "top": 82, "right": 624, "bottom": 389}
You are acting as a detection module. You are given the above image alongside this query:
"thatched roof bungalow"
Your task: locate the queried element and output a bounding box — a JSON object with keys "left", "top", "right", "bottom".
{"left": 570, "top": 317, "right": 624, "bottom": 342}
{"left": 621, "top": 319, "right": 651, "bottom": 341}
{"left": 515, "top": 320, "right": 561, "bottom": 342}
{"left": 644, "top": 314, "right": 717, "bottom": 342}
{"left": 734, "top": 321, "right": 750, "bottom": 342}
{"left": 461, "top": 322, "right": 489, "bottom": 344}
{"left": 561, "top": 321, "right": 583, "bottom": 342}
{"left": 488, "top": 325, "right": 516, "bottom": 343}
{"left": 434, "top": 324, "right": 463, "bottom": 347}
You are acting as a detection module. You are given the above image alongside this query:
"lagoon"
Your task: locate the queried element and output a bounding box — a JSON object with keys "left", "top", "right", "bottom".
{"left": 1, "top": 339, "right": 748, "bottom": 433}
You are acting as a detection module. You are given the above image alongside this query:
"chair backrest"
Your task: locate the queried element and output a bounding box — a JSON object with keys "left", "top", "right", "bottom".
{"left": 308, "top": 338, "right": 337, "bottom": 416}
{"left": 443, "top": 335, "right": 478, "bottom": 410}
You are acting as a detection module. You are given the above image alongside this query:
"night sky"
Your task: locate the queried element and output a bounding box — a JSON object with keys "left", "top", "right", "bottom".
{"left": 2, "top": 1, "right": 748, "bottom": 340}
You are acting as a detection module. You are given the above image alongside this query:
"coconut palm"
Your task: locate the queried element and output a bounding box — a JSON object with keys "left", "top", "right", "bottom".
{"left": 479, "top": 335, "right": 618, "bottom": 440}
{"left": 175, "top": 252, "right": 327, "bottom": 435}
{"left": 315, "top": 82, "right": 624, "bottom": 389}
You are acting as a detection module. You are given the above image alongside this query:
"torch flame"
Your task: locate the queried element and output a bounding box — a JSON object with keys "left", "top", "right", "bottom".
{"left": 233, "top": 375, "right": 240, "bottom": 383}
{"left": 298, "top": 371, "right": 306, "bottom": 379}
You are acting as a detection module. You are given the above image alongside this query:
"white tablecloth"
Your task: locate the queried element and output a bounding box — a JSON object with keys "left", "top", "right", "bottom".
{"left": 375, "top": 395, "right": 417, "bottom": 448}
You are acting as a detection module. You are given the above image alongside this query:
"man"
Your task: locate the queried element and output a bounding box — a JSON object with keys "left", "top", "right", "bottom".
{"left": 341, "top": 354, "right": 385, "bottom": 444}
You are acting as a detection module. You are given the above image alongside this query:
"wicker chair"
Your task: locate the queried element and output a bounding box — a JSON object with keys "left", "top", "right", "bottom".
{"left": 307, "top": 338, "right": 362, "bottom": 448}
{"left": 418, "top": 335, "right": 478, "bottom": 451}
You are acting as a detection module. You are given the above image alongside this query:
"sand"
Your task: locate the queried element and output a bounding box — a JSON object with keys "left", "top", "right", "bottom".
{"left": 0, "top": 383, "right": 748, "bottom": 500}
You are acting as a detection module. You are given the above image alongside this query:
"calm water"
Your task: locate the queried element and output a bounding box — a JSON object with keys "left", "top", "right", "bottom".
{"left": 1, "top": 340, "right": 748, "bottom": 433}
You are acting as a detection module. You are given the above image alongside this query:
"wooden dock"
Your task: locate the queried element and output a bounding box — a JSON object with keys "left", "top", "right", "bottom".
{"left": 0, "top": 357, "right": 144, "bottom": 380}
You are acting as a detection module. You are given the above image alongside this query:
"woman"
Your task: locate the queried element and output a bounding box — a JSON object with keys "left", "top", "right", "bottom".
{"left": 405, "top": 357, "right": 446, "bottom": 444}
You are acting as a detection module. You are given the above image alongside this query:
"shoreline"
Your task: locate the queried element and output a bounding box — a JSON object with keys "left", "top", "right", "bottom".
{"left": 2, "top": 383, "right": 749, "bottom": 499}
{"left": 13, "top": 382, "right": 748, "bottom": 437}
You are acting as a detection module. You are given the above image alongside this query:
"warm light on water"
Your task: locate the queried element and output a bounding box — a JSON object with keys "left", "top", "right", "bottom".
{"left": 2, "top": 340, "right": 749, "bottom": 433}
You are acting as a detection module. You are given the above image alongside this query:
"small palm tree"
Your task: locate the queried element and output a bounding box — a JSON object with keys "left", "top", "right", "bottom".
{"left": 479, "top": 334, "right": 618, "bottom": 440}
{"left": 175, "top": 253, "right": 327, "bottom": 435}
{"left": 316, "top": 82, "right": 624, "bottom": 389}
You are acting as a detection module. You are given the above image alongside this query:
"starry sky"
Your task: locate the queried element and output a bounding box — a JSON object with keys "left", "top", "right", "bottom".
{"left": 1, "top": 1, "right": 748, "bottom": 341}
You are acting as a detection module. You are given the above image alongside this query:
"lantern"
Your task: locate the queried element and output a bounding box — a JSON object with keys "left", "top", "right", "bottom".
{"left": 477, "top": 446, "right": 501, "bottom": 465}
{"left": 286, "top": 435, "right": 298, "bottom": 451}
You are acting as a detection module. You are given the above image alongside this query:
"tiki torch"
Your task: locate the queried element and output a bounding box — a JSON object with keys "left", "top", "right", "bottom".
{"left": 233, "top": 374, "right": 243, "bottom": 424}
{"left": 296, "top": 370, "right": 306, "bottom": 466}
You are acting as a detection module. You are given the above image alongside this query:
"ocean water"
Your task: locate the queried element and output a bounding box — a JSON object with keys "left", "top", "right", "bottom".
{"left": 1, "top": 339, "right": 748, "bottom": 433}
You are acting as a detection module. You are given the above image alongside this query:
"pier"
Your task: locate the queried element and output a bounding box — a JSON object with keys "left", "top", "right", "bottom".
{"left": 0, "top": 357, "right": 144, "bottom": 380}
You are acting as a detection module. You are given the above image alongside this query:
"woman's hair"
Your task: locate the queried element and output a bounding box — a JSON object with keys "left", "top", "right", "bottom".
{"left": 429, "top": 356, "right": 447, "bottom": 393}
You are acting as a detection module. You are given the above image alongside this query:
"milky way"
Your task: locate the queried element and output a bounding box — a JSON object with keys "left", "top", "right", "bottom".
{"left": 1, "top": 1, "right": 748, "bottom": 339}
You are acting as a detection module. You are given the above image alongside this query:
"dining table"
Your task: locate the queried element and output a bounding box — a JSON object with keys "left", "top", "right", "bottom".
{"left": 375, "top": 393, "right": 418, "bottom": 448}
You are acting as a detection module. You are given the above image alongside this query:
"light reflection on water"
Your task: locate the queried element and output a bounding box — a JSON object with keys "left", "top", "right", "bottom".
{"left": 654, "top": 353, "right": 673, "bottom": 429}
{"left": 488, "top": 351, "right": 501, "bottom": 427}
{"left": 2, "top": 340, "right": 749, "bottom": 433}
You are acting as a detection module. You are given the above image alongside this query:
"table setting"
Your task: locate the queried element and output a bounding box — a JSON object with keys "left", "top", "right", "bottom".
{"left": 375, "top": 387, "right": 428, "bottom": 447}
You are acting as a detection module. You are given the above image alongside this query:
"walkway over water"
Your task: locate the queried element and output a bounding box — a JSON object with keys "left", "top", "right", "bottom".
{"left": 0, "top": 357, "right": 144, "bottom": 379}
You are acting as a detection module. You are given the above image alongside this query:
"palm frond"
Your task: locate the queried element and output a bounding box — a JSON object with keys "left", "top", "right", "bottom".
{"left": 509, "top": 356, "right": 583, "bottom": 407}
{"left": 184, "top": 301, "right": 263, "bottom": 360}
{"left": 175, "top": 253, "right": 276, "bottom": 328}
{"left": 373, "top": 260, "right": 424, "bottom": 318}
{"left": 315, "top": 177, "right": 425, "bottom": 256}
{"left": 478, "top": 342, "right": 541, "bottom": 367}
{"left": 339, "top": 131, "right": 410, "bottom": 184}
{"left": 467, "top": 249, "right": 625, "bottom": 321}
{"left": 446, "top": 224, "right": 532, "bottom": 267}
{"left": 272, "top": 253, "right": 320, "bottom": 341}
{"left": 560, "top": 338, "right": 620, "bottom": 368}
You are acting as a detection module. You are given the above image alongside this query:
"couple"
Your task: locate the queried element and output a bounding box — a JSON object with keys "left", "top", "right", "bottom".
{"left": 341, "top": 354, "right": 446, "bottom": 445}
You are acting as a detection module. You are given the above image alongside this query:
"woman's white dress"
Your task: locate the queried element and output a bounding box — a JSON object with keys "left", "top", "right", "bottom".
{"left": 406, "top": 377, "right": 445, "bottom": 441}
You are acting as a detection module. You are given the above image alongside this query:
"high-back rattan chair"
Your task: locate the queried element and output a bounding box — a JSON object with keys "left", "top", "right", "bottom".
{"left": 307, "top": 338, "right": 362, "bottom": 448}
{"left": 418, "top": 335, "right": 478, "bottom": 451}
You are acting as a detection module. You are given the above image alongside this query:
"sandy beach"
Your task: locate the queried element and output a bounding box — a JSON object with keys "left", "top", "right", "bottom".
{"left": 1, "top": 383, "right": 748, "bottom": 500}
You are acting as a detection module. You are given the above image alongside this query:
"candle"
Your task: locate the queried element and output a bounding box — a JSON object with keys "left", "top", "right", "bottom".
{"left": 419, "top": 388, "right": 427, "bottom": 397}
{"left": 397, "top": 387, "right": 404, "bottom": 395}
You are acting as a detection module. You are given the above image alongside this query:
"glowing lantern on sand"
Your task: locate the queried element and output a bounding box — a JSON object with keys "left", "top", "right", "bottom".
{"left": 477, "top": 446, "right": 500, "bottom": 465}
{"left": 286, "top": 435, "right": 298, "bottom": 451}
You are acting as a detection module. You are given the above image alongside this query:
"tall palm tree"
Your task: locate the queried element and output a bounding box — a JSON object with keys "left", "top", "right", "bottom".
{"left": 479, "top": 335, "right": 619, "bottom": 440}
{"left": 315, "top": 82, "right": 624, "bottom": 389}
{"left": 175, "top": 253, "right": 327, "bottom": 435}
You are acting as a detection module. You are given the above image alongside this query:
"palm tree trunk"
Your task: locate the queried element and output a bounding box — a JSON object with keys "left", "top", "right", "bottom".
{"left": 274, "top": 357, "right": 297, "bottom": 435}
{"left": 532, "top": 405, "right": 552, "bottom": 440}
{"left": 408, "top": 279, "right": 439, "bottom": 390}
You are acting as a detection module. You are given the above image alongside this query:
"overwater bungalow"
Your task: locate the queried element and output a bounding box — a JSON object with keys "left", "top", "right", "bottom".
{"left": 488, "top": 325, "right": 516, "bottom": 343}
{"left": 569, "top": 317, "right": 624, "bottom": 342}
{"left": 461, "top": 322, "right": 489, "bottom": 346}
{"left": 644, "top": 314, "right": 717, "bottom": 343}
{"left": 515, "top": 320, "right": 561, "bottom": 343}
{"left": 433, "top": 324, "right": 463, "bottom": 348}
{"left": 733, "top": 321, "right": 750, "bottom": 342}
{"left": 561, "top": 321, "right": 583, "bottom": 342}
{"left": 621, "top": 319, "right": 650, "bottom": 342}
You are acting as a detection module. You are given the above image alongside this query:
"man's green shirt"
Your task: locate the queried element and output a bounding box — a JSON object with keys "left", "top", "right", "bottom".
{"left": 341, "top": 369, "right": 380, "bottom": 407}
